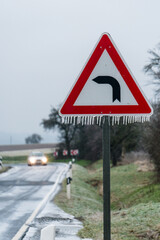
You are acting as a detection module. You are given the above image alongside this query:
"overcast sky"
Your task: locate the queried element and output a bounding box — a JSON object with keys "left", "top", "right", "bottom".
{"left": 0, "top": 0, "right": 159, "bottom": 144}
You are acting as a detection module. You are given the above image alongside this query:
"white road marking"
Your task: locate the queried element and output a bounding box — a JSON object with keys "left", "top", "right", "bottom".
{"left": 11, "top": 165, "right": 68, "bottom": 240}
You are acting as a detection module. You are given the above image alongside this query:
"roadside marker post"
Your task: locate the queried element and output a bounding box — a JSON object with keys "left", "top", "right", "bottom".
{"left": 69, "top": 161, "right": 73, "bottom": 180}
{"left": 41, "top": 225, "right": 55, "bottom": 240}
{"left": 66, "top": 170, "right": 72, "bottom": 199}
{"left": 59, "top": 33, "right": 153, "bottom": 240}
{"left": 0, "top": 156, "right": 3, "bottom": 169}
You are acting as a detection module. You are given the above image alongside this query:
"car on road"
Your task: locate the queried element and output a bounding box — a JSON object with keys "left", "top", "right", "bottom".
{"left": 27, "top": 152, "right": 48, "bottom": 166}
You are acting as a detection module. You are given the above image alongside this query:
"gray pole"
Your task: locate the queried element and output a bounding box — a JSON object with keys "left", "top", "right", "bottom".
{"left": 103, "top": 116, "right": 111, "bottom": 240}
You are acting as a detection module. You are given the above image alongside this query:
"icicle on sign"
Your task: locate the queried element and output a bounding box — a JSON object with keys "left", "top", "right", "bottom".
{"left": 59, "top": 33, "right": 153, "bottom": 125}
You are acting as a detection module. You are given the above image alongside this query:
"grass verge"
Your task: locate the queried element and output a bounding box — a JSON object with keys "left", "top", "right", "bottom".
{"left": 47, "top": 153, "right": 92, "bottom": 167}
{"left": 2, "top": 155, "right": 27, "bottom": 164}
{"left": 0, "top": 166, "right": 11, "bottom": 174}
{"left": 54, "top": 161, "right": 160, "bottom": 240}
{"left": 54, "top": 164, "right": 103, "bottom": 239}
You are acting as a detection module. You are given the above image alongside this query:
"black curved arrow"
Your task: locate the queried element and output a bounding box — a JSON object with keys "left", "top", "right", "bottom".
{"left": 92, "top": 76, "right": 121, "bottom": 102}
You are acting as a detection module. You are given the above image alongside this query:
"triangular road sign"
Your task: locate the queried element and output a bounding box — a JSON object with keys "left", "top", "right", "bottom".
{"left": 60, "top": 33, "right": 153, "bottom": 117}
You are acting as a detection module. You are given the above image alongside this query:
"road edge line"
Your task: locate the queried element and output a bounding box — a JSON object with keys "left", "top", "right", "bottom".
{"left": 11, "top": 165, "right": 68, "bottom": 240}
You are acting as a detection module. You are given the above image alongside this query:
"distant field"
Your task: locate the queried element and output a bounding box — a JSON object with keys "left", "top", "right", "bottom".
{"left": 54, "top": 159, "right": 160, "bottom": 240}
{"left": 2, "top": 155, "right": 27, "bottom": 164}
{"left": 0, "top": 143, "right": 57, "bottom": 156}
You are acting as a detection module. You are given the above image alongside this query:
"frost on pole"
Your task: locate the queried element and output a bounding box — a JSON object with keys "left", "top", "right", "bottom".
{"left": 59, "top": 33, "right": 153, "bottom": 125}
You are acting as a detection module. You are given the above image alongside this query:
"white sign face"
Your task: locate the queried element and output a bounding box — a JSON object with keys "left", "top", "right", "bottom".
{"left": 70, "top": 149, "right": 79, "bottom": 156}
{"left": 74, "top": 50, "right": 138, "bottom": 106}
{"left": 54, "top": 151, "right": 58, "bottom": 157}
{"left": 63, "top": 150, "right": 68, "bottom": 156}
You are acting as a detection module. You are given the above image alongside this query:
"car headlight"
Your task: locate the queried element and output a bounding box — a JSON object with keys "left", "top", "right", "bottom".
{"left": 42, "top": 157, "right": 48, "bottom": 163}
{"left": 29, "top": 157, "right": 36, "bottom": 164}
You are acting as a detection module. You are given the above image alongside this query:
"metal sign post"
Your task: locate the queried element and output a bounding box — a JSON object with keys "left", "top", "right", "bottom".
{"left": 103, "top": 116, "right": 111, "bottom": 240}
{"left": 59, "top": 33, "right": 153, "bottom": 240}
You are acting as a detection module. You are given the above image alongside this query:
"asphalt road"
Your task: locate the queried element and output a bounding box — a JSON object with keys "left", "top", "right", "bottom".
{"left": 0, "top": 163, "right": 66, "bottom": 240}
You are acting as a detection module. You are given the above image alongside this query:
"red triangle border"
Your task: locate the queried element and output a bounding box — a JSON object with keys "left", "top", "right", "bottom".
{"left": 60, "top": 33, "right": 153, "bottom": 116}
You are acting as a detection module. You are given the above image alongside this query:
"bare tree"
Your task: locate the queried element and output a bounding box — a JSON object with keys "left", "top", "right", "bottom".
{"left": 41, "top": 107, "right": 79, "bottom": 156}
{"left": 144, "top": 43, "right": 160, "bottom": 181}
{"left": 143, "top": 103, "right": 160, "bottom": 181}
{"left": 25, "top": 134, "right": 43, "bottom": 144}
{"left": 144, "top": 44, "right": 160, "bottom": 96}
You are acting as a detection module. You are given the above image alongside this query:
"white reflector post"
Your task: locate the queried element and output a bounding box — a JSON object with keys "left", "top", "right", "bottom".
{"left": 66, "top": 171, "right": 71, "bottom": 200}
{"left": 41, "top": 225, "right": 55, "bottom": 240}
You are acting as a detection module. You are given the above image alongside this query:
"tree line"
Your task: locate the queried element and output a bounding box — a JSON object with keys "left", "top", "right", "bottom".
{"left": 41, "top": 107, "right": 143, "bottom": 165}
